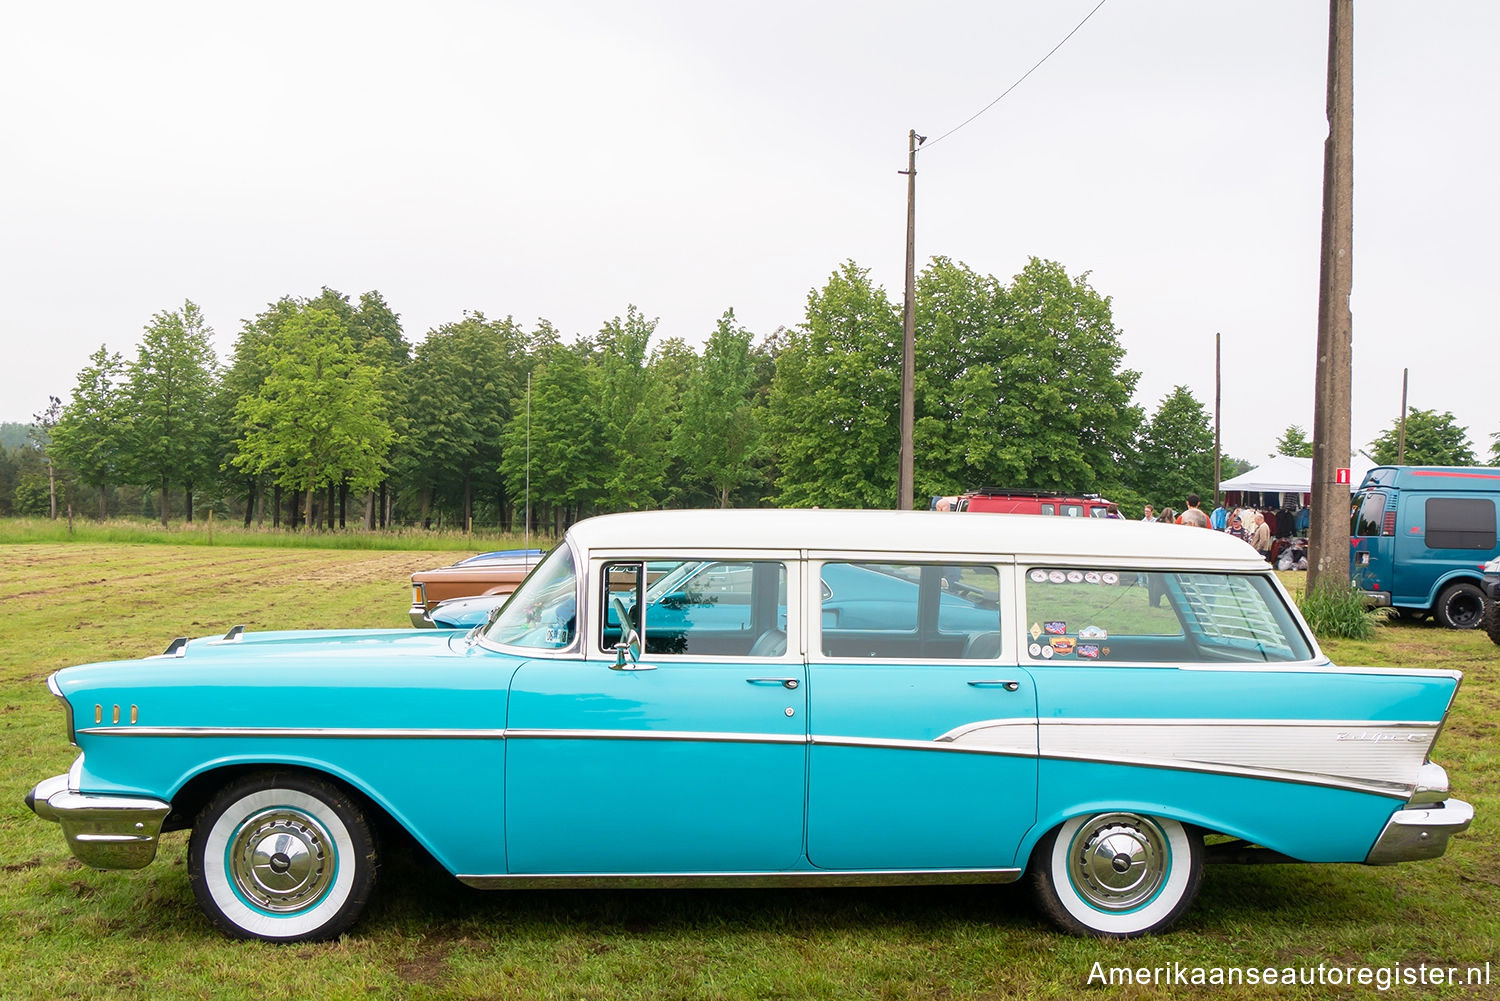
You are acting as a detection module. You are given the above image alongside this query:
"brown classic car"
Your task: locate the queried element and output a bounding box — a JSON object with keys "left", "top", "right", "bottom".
{"left": 408, "top": 549, "right": 543, "bottom": 626}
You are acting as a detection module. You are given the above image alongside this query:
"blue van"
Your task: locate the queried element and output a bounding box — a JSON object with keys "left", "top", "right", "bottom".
{"left": 1350, "top": 465, "right": 1500, "bottom": 628}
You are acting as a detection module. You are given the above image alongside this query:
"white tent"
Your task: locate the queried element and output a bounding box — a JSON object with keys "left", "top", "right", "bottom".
{"left": 1219, "top": 454, "right": 1378, "bottom": 494}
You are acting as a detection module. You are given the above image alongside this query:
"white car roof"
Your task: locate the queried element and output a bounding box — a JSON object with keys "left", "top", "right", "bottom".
{"left": 567, "top": 509, "right": 1268, "bottom": 569}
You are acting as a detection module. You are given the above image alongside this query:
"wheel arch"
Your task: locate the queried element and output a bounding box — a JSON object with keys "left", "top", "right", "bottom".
{"left": 164, "top": 757, "right": 450, "bottom": 873}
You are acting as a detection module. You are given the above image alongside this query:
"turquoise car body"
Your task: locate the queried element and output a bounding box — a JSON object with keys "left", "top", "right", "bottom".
{"left": 28, "top": 509, "right": 1473, "bottom": 939}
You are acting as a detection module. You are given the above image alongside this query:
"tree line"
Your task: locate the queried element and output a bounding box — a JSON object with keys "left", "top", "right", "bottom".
{"left": 6, "top": 256, "right": 1498, "bottom": 531}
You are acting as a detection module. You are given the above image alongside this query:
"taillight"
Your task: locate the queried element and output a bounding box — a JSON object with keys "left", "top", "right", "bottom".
{"left": 1382, "top": 511, "right": 1396, "bottom": 536}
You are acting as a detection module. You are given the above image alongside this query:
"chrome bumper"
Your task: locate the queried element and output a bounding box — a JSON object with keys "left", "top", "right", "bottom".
{"left": 1359, "top": 589, "right": 1393, "bottom": 608}
{"left": 409, "top": 603, "right": 435, "bottom": 627}
{"left": 1365, "top": 798, "right": 1474, "bottom": 864}
{"left": 25, "top": 772, "right": 172, "bottom": 870}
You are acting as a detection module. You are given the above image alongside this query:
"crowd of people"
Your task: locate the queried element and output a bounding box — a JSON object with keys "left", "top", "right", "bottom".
{"left": 1136, "top": 493, "right": 1310, "bottom": 568}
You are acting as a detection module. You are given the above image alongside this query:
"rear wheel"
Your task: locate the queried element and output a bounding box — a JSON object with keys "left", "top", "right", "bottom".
{"left": 1434, "top": 582, "right": 1485, "bottom": 630}
{"left": 187, "top": 771, "right": 378, "bottom": 942}
{"left": 1030, "top": 812, "right": 1203, "bottom": 937}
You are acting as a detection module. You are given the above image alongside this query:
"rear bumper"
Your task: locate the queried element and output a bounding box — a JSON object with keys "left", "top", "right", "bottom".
{"left": 25, "top": 772, "right": 171, "bottom": 870}
{"left": 1365, "top": 798, "right": 1474, "bottom": 864}
{"left": 409, "top": 602, "right": 435, "bottom": 627}
{"left": 1358, "top": 589, "right": 1393, "bottom": 608}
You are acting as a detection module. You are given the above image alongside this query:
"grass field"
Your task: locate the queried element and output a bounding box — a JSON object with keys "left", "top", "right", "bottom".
{"left": 1, "top": 542, "right": 1496, "bottom": 1000}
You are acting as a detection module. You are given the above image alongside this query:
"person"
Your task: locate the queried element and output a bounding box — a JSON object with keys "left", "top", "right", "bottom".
{"left": 1141, "top": 504, "right": 1156, "bottom": 522}
{"left": 1210, "top": 501, "right": 1228, "bottom": 531}
{"left": 1105, "top": 502, "right": 1121, "bottom": 519}
{"left": 1178, "top": 493, "right": 1210, "bottom": 528}
{"left": 1249, "top": 512, "right": 1272, "bottom": 559}
{"left": 1227, "top": 513, "right": 1247, "bottom": 542}
{"left": 1158, "top": 507, "right": 1178, "bottom": 525}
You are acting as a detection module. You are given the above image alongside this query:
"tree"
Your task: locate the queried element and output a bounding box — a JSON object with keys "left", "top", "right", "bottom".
{"left": 768, "top": 262, "right": 902, "bottom": 508}
{"left": 498, "top": 339, "right": 604, "bottom": 532}
{"left": 121, "top": 301, "right": 220, "bottom": 525}
{"left": 907, "top": 257, "right": 1143, "bottom": 503}
{"left": 49, "top": 345, "right": 127, "bottom": 519}
{"left": 1369, "top": 409, "right": 1476, "bottom": 466}
{"left": 1490, "top": 430, "right": 1499, "bottom": 465}
{"left": 1134, "top": 386, "right": 1216, "bottom": 508}
{"left": 403, "top": 313, "right": 523, "bottom": 529}
{"left": 592, "top": 306, "right": 672, "bottom": 510}
{"left": 676, "top": 311, "right": 763, "bottom": 507}
{"left": 231, "top": 306, "right": 394, "bottom": 527}
{"left": 1275, "top": 425, "right": 1314, "bottom": 458}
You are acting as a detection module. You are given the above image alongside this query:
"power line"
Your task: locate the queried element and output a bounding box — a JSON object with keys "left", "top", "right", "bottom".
{"left": 921, "top": 0, "right": 1111, "bottom": 152}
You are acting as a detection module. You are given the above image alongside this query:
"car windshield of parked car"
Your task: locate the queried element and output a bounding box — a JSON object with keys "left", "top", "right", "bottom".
{"left": 484, "top": 545, "right": 577, "bottom": 649}
{"left": 1022, "top": 568, "right": 1312, "bottom": 664}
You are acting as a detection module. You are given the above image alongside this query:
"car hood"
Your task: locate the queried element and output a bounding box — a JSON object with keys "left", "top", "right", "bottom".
{"left": 51, "top": 627, "right": 515, "bottom": 733}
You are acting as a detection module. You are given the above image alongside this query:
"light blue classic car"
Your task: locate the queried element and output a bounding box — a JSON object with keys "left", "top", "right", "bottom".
{"left": 26, "top": 510, "right": 1473, "bottom": 941}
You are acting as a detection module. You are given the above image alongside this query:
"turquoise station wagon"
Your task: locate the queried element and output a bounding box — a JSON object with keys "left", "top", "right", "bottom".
{"left": 26, "top": 510, "right": 1473, "bottom": 940}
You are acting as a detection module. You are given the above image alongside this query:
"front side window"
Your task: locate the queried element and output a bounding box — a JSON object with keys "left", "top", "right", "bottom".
{"left": 602, "top": 559, "right": 789, "bottom": 658}
{"left": 819, "top": 562, "right": 1001, "bottom": 660}
{"left": 485, "top": 545, "right": 577, "bottom": 649}
{"left": 1022, "top": 568, "right": 1311, "bottom": 664}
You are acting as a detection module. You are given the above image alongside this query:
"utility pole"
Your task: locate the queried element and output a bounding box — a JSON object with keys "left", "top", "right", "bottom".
{"left": 897, "top": 129, "right": 920, "bottom": 510}
{"left": 1214, "top": 332, "right": 1222, "bottom": 506}
{"left": 1397, "top": 368, "right": 1409, "bottom": 464}
{"left": 1307, "top": 0, "right": 1354, "bottom": 593}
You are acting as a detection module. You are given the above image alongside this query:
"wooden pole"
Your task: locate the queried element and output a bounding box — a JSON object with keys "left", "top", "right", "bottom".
{"left": 897, "top": 129, "right": 918, "bottom": 510}
{"left": 1307, "top": 0, "right": 1355, "bottom": 592}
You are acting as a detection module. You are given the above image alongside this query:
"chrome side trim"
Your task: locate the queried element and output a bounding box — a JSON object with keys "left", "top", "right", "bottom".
{"left": 1364, "top": 798, "right": 1473, "bottom": 864}
{"left": 76, "top": 726, "right": 510, "bottom": 739}
{"left": 505, "top": 728, "right": 805, "bottom": 746}
{"left": 457, "top": 867, "right": 1023, "bottom": 890}
{"left": 1179, "top": 664, "right": 1464, "bottom": 681}
{"left": 1037, "top": 719, "right": 1438, "bottom": 797}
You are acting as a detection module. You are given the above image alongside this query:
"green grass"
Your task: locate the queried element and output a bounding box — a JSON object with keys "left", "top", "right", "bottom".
{"left": 0, "top": 516, "right": 557, "bottom": 553}
{"left": 1, "top": 545, "right": 1497, "bottom": 1000}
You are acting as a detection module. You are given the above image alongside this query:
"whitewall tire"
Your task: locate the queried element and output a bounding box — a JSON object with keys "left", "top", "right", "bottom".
{"left": 187, "top": 772, "right": 377, "bottom": 942}
{"left": 1030, "top": 812, "right": 1203, "bottom": 937}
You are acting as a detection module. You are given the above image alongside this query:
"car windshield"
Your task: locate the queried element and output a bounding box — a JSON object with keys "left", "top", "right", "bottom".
{"left": 483, "top": 545, "right": 578, "bottom": 649}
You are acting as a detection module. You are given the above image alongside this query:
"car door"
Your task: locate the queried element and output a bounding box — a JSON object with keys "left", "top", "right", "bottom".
{"left": 504, "top": 556, "right": 806, "bottom": 874}
{"left": 805, "top": 559, "right": 1038, "bottom": 870}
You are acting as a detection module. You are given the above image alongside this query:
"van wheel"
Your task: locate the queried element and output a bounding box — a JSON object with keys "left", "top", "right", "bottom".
{"left": 187, "top": 771, "right": 378, "bottom": 942}
{"left": 1434, "top": 582, "right": 1485, "bottom": 630}
{"left": 1029, "top": 812, "right": 1203, "bottom": 937}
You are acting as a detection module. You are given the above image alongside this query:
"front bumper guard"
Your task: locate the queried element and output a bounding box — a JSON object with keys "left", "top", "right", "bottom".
{"left": 25, "top": 773, "right": 171, "bottom": 870}
{"left": 1365, "top": 798, "right": 1474, "bottom": 865}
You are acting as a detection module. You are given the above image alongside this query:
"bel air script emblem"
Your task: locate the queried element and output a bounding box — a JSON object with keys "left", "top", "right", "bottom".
{"left": 1335, "top": 730, "right": 1425, "bottom": 744}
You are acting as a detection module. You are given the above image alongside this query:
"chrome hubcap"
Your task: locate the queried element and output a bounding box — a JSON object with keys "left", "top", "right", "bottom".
{"left": 1068, "top": 813, "right": 1168, "bottom": 911}
{"left": 228, "top": 808, "right": 334, "bottom": 912}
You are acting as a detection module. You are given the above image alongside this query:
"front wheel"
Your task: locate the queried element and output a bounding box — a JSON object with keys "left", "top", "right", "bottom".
{"left": 1434, "top": 582, "right": 1485, "bottom": 630}
{"left": 187, "top": 771, "right": 378, "bottom": 942}
{"left": 1029, "top": 812, "right": 1203, "bottom": 937}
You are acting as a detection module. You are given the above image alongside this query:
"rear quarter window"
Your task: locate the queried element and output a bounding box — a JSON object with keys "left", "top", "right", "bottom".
{"left": 1424, "top": 498, "right": 1496, "bottom": 550}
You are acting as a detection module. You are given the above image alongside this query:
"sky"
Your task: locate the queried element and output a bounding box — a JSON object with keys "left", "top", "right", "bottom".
{"left": 2, "top": 0, "right": 1496, "bottom": 469}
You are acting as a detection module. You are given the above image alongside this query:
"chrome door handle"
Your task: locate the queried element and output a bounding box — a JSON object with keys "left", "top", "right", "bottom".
{"left": 967, "top": 680, "right": 1020, "bottom": 691}
{"left": 747, "top": 678, "right": 800, "bottom": 689}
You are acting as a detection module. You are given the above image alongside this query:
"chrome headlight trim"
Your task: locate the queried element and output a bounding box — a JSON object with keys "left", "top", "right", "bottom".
{"left": 47, "top": 673, "right": 77, "bottom": 748}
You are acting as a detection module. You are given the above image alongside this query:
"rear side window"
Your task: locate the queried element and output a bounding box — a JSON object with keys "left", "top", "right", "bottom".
{"left": 819, "top": 562, "right": 1001, "bottom": 660}
{"left": 1425, "top": 498, "right": 1497, "bottom": 550}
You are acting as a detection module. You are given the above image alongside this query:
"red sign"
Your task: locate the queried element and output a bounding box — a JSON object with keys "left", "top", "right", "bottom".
{"left": 1335, "top": 467, "right": 1350, "bottom": 485}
